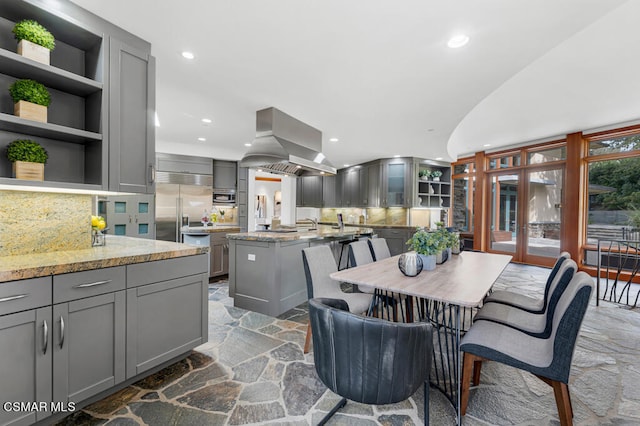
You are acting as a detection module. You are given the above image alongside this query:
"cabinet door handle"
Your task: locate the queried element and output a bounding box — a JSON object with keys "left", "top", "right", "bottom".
{"left": 74, "top": 279, "right": 112, "bottom": 289}
{"left": 59, "top": 316, "right": 65, "bottom": 349}
{"left": 149, "top": 164, "right": 156, "bottom": 184}
{"left": 43, "top": 320, "right": 48, "bottom": 354}
{"left": 0, "top": 294, "right": 28, "bottom": 303}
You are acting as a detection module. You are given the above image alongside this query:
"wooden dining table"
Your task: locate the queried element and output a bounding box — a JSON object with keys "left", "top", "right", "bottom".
{"left": 330, "top": 250, "right": 512, "bottom": 424}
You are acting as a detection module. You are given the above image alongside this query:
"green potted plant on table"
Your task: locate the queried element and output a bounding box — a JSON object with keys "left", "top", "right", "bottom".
{"left": 12, "top": 19, "right": 56, "bottom": 65}
{"left": 433, "top": 222, "right": 451, "bottom": 263}
{"left": 6, "top": 139, "right": 48, "bottom": 181}
{"left": 9, "top": 79, "right": 51, "bottom": 123}
{"left": 406, "top": 228, "right": 442, "bottom": 270}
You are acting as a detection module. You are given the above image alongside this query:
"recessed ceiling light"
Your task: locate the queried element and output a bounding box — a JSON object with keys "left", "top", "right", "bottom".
{"left": 320, "top": 172, "right": 325, "bottom": 175}
{"left": 344, "top": 164, "right": 350, "bottom": 167}
{"left": 197, "top": 137, "right": 206, "bottom": 142}
{"left": 436, "top": 157, "right": 443, "bottom": 160}
{"left": 483, "top": 143, "right": 492, "bottom": 147}
{"left": 201, "top": 118, "right": 212, "bottom": 124}
{"left": 296, "top": 165, "right": 302, "bottom": 169}
{"left": 244, "top": 143, "right": 252, "bottom": 147}
{"left": 393, "top": 155, "right": 401, "bottom": 158}
{"left": 182, "top": 51, "right": 195, "bottom": 59}
{"left": 447, "top": 34, "right": 469, "bottom": 49}
{"left": 257, "top": 169, "right": 263, "bottom": 172}
{"left": 329, "top": 138, "right": 339, "bottom": 142}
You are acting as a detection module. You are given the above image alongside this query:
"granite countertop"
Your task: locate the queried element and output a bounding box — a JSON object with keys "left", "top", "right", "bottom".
{"left": 182, "top": 226, "right": 241, "bottom": 234}
{"left": 0, "top": 235, "right": 208, "bottom": 283}
{"left": 227, "top": 225, "right": 373, "bottom": 242}
{"left": 318, "top": 221, "right": 420, "bottom": 230}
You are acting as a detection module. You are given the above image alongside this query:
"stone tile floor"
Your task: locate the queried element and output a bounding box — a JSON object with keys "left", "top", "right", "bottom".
{"left": 56, "top": 263, "right": 640, "bottom": 425}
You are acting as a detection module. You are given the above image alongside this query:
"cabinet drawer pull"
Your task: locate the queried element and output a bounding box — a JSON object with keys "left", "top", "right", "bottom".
{"left": 59, "top": 317, "right": 65, "bottom": 349}
{"left": 43, "top": 320, "right": 48, "bottom": 354}
{"left": 0, "top": 294, "right": 28, "bottom": 303}
{"left": 74, "top": 279, "right": 112, "bottom": 288}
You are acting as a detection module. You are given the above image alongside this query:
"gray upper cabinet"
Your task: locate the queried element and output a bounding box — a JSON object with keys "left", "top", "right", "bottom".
{"left": 322, "top": 175, "right": 338, "bottom": 207}
{"left": 109, "top": 38, "right": 155, "bottom": 194}
{"left": 0, "top": 0, "right": 154, "bottom": 193}
{"left": 213, "top": 160, "right": 237, "bottom": 189}
{"left": 380, "top": 158, "right": 413, "bottom": 207}
{"left": 341, "top": 167, "right": 368, "bottom": 207}
{"left": 296, "top": 175, "right": 323, "bottom": 207}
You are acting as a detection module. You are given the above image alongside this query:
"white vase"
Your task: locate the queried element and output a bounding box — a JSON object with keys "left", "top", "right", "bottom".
{"left": 436, "top": 249, "right": 449, "bottom": 264}
{"left": 418, "top": 254, "right": 436, "bottom": 271}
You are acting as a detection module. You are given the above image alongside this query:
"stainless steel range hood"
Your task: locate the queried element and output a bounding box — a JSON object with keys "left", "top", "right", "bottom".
{"left": 239, "top": 107, "right": 336, "bottom": 175}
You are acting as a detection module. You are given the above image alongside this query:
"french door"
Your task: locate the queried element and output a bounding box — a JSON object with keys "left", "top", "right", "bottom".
{"left": 487, "top": 165, "right": 564, "bottom": 266}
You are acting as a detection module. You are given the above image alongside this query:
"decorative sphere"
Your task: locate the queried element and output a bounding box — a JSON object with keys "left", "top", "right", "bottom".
{"left": 398, "top": 252, "right": 423, "bottom": 277}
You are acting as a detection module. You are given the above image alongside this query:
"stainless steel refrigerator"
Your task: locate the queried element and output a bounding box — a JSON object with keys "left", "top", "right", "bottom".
{"left": 155, "top": 172, "right": 213, "bottom": 242}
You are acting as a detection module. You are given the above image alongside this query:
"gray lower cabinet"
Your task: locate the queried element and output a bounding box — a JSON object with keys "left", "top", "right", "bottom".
{"left": 376, "top": 229, "right": 413, "bottom": 256}
{"left": 52, "top": 267, "right": 127, "bottom": 404}
{"left": 0, "top": 307, "right": 52, "bottom": 426}
{"left": 126, "top": 255, "right": 208, "bottom": 378}
{"left": 53, "top": 291, "right": 126, "bottom": 404}
{"left": 0, "top": 254, "right": 207, "bottom": 425}
{"left": 211, "top": 233, "right": 229, "bottom": 277}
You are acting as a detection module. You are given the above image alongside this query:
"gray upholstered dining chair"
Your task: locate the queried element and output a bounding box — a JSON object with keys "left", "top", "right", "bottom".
{"left": 473, "top": 258, "right": 577, "bottom": 338}
{"left": 483, "top": 251, "right": 571, "bottom": 312}
{"left": 309, "top": 297, "right": 433, "bottom": 425}
{"left": 347, "top": 240, "right": 375, "bottom": 293}
{"left": 460, "top": 271, "right": 594, "bottom": 426}
{"left": 301, "top": 245, "right": 374, "bottom": 353}
{"left": 368, "top": 237, "right": 391, "bottom": 261}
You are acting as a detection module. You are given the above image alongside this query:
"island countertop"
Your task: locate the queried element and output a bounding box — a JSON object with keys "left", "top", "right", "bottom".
{"left": 0, "top": 235, "right": 208, "bottom": 283}
{"left": 181, "top": 225, "right": 241, "bottom": 234}
{"left": 227, "top": 225, "right": 374, "bottom": 242}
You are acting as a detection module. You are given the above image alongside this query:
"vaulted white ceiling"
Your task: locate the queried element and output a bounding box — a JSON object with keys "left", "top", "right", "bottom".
{"left": 71, "top": 0, "right": 637, "bottom": 166}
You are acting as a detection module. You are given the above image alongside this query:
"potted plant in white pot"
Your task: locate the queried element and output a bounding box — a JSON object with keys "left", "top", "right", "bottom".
{"left": 6, "top": 139, "right": 48, "bottom": 181}
{"left": 406, "top": 228, "right": 440, "bottom": 271}
{"left": 12, "top": 19, "right": 56, "bottom": 65}
{"left": 431, "top": 170, "right": 443, "bottom": 182}
{"left": 9, "top": 79, "right": 51, "bottom": 123}
{"left": 433, "top": 223, "right": 450, "bottom": 264}
{"left": 419, "top": 169, "right": 431, "bottom": 181}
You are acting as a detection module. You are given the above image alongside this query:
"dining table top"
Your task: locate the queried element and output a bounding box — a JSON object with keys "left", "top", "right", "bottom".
{"left": 330, "top": 251, "right": 513, "bottom": 308}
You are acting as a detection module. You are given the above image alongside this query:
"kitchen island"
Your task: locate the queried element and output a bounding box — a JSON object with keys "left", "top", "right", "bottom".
{"left": 0, "top": 236, "right": 209, "bottom": 425}
{"left": 227, "top": 225, "right": 372, "bottom": 317}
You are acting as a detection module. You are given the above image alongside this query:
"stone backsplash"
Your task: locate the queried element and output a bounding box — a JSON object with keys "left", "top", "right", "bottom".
{"left": 0, "top": 190, "right": 92, "bottom": 256}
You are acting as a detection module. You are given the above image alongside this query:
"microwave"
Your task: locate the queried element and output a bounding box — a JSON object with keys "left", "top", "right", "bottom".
{"left": 213, "top": 190, "right": 236, "bottom": 205}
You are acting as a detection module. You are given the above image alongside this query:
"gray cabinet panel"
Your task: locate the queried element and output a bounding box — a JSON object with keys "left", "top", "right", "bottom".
{"left": 0, "top": 276, "right": 51, "bottom": 316}
{"left": 210, "top": 233, "right": 229, "bottom": 277}
{"left": 126, "top": 274, "right": 207, "bottom": 378}
{"left": 127, "top": 254, "right": 208, "bottom": 287}
{"left": 296, "top": 175, "right": 323, "bottom": 207}
{"left": 53, "top": 266, "right": 125, "bottom": 304}
{"left": 53, "top": 291, "right": 125, "bottom": 403}
{"left": 213, "top": 160, "right": 237, "bottom": 189}
{"left": 375, "top": 229, "right": 412, "bottom": 256}
{"left": 109, "top": 37, "right": 155, "bottom": 194}
{"left": 322, "top": 175, "right": 337, "bottom": 207}
{"left": 0, "top": 307, "right": 52, "bottom": 425}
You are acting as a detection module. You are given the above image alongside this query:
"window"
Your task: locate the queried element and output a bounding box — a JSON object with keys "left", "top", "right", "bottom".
{"left": 589, "top": 133, "right": 640, "bottom": 156}
{"left": 488, "top": 153, "right": 521, "bottom": 169}
{"left": 527, "top": 146, "right": 566, "bottom": 164}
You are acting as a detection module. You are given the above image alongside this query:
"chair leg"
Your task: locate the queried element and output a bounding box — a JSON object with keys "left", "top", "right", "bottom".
{"left": 405, "top": 296, "right": 414, "bottom": 322}
{"left": 472, "top": 359, "right": 483, "bottom": 386}
{"left": 318, "top": 397, "right": 347, "bottom": 425}
{"left": 423, "top": 381, "right": 430, "bottom": 425}
{"left": 303, "top": 322, "right": 312, "bottom": 354}
{"left": 551, "top": 381, "right": 573, "bottom": 426}
{"left": 461, "top": 352, "right": 476, "bottom": 416}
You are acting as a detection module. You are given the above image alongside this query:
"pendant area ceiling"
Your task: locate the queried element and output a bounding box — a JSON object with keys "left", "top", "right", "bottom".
{"left": 71, "top": 0, "right": 639, "bottom": 166}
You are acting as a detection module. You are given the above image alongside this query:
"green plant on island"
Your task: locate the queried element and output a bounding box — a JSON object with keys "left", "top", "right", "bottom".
{"left": 6, "top": 139, "right": 48, "bottom": 164}
{"left": 12, "top": 20, "right": 55, "bottom": 50}
{"left": 406, "top": 227, "right": 446, "bottom": 256}
{"left": 9, "top": 79, "right": 51, "bottom": 107}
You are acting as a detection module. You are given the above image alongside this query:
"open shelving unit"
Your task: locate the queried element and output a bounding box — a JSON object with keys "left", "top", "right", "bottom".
{"left": 416, "top": 166, "right": 451, "bottom": 208}
{"left": 0, "top": 0, "right": 105, "bottom": 190}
